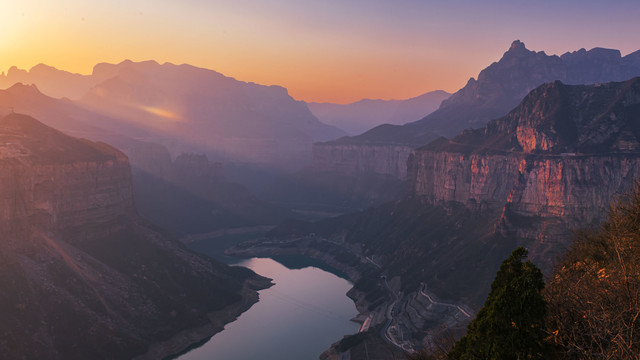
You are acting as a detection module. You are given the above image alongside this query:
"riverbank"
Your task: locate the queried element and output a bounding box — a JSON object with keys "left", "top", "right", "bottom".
{"left": 226, "top": 237, "right": 403, "bottom": 359}
{"left": 226, "top": 235, "right": 474, "bottom": 359}
{"left": 136, "top": 275, "right": 273, "bottom": 360}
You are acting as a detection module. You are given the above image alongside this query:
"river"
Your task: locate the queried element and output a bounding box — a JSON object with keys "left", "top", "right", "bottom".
{"left": 176, "top": 252, "right": 359, "bottom": 360}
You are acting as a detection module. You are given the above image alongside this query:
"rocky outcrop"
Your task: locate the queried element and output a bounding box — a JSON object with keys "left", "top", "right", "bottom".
{"left": 313, "top": 41, "right": 640, "bottom": 181}
{"left": 408, "top": 78, "right": 640, "bottom": 262}
{"left": 0, "top": 113, "right": 134, "bottom": 239}
{"left": 0, "top": 113, "right": 269, "bottom": 359}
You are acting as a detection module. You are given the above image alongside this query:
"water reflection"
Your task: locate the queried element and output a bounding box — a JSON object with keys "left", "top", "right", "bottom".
{"left": 178, "top": 257, "right": 359, "bottom": 360}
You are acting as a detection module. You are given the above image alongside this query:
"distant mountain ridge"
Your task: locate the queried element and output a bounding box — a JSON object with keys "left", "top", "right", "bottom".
{"left": 313, "top": 41, "right": 640, "bottom": 180}
{"left": 307, "top": 90, "right": 451, "bottom": 135}
{"left": 0, "top": 63, "right": 110, "bottom": 100}
{"left": 366, "top": 40, "right": 640, "bottom": 142}
{"left": 1, "top": 60, "right": 346, "bottom": 168}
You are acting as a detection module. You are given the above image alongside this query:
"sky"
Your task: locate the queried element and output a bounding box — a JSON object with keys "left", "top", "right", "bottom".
{"left": 1, "top": 0, "right": 639, "bottom": 103}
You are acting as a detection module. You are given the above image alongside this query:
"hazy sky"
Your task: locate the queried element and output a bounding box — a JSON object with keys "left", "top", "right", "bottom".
{"left": 1, "top": 0, "right": 639, "bottom": 103}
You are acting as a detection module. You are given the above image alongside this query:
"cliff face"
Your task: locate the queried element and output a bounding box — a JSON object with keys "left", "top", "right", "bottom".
{"left": 313, "top": 41, "right": 640, "bottom": 181}
{"left": 312, "top": 143, "right": 413, "bottom": 179}
{"left": 0, "top": 157, "right": 134, "bottom": 239}
{"left": 0, "top": 113, "right": 134, "bottom": 237}
{"left": 0, "top": 113, "right": 268, "bottom": 359}
{"left": 408, "top": 78, "right": 640, "bottom": 261}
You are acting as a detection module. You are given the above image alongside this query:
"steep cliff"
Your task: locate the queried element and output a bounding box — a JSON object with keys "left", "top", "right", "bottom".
{"left": 240, "top": 78, "right": 640, "bottom": 356}
{"left": 313, "top": 41, "right": 640, "bottom": 181}
{"left": 312, "top": 142, "right": 414, "bottom": 179}
{"left": 409, "top": 77, "right": 640, "bottom": 261}
{"left": 0, "top": 113, "right": 269, "bottom": 359}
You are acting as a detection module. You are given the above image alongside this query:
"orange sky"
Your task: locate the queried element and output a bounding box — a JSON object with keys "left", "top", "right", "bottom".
{"left": 1, "top": 1, "right": 639, "bottom": 103}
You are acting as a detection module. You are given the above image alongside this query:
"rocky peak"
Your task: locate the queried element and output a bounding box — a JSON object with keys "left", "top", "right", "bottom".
{"left": 502, "top": 39, "right": 534, "bottom": 59}
{"left": 509, "top": 40, "right": 526, "bottom": 51}
{"left": 425, "top": 78, "right": 640, "bottom": 154}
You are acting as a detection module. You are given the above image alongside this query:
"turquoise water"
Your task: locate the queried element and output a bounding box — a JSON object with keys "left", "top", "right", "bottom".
{"left": 177, "top": 257, "right": 359, "bottom": 360}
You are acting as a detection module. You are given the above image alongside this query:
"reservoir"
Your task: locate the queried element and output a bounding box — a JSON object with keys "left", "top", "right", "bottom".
{"left": 176, "top": 255, "right": 360, "bottom": 360}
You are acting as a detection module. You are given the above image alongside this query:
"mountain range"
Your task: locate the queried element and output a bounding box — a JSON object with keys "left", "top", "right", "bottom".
{"left": 313, "top": 40, "right": 640, "bottom": 180}
{"left": 307, "top": 90, "right": 451, "bottom": 135}
{"left": 1, "top": 60, "right": 345, "bottom": 168}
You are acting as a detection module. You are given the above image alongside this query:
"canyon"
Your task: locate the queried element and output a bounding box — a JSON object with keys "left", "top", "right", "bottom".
{"left": 231, "top": 77, "right": 640, "bottom": 358}
{"left": 0, "top": 113, "right": 270, "bottom": 359}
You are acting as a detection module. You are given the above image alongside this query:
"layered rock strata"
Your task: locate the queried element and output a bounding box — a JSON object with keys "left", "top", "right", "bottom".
{"left": 408, "top": 78, "right": 640, "bottom": 261}
{"left": 0, "top": 113, "right": 269, "bottom": 359}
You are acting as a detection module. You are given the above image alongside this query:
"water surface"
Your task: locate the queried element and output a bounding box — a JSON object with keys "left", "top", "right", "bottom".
{"left": 177, "top": 257, "right": 359, "bottom": 360}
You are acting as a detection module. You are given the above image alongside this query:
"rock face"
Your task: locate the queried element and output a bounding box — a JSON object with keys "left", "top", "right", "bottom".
{"left": 0, "top": 113, "right": 269, "bottom": 359}
{"left": 408, "top": 78, "right": 640, "bottom": 261}
{"left": 312, "top": 143, "right": 414, "bottom": 179}
{"left": 0, "top": 113, "right": 134, "bottom": 238}
{"left": 313, "top": 41, "right": 640, "bottom": 181}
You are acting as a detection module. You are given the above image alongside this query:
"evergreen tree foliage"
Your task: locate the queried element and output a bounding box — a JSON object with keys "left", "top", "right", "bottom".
{"left": 448, "top": 247, "right": 547, "bottom": 360}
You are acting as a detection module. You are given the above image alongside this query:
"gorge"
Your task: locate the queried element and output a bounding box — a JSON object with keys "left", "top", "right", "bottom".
{"left": 230, "top": 77, "right": 640, "bottom": 357}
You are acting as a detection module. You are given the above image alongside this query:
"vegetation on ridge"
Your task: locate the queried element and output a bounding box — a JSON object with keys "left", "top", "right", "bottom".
{"left": 410, "top": 182, "right": 640, "bottom": 359}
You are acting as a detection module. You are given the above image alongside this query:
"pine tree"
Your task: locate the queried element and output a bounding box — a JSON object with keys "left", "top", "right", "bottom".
{"left": 448, "top": 247, "right": 547, "bottom": 360}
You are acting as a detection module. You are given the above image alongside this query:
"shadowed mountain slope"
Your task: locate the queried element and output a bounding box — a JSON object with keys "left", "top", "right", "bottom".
{"left": 0, "top": 113, "right": 270, "bottom": 359}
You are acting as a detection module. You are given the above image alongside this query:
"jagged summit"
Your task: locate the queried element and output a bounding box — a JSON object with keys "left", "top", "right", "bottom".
{"left": 508, "top": 39, "right": 527, "bottom": 52}
{"left": 422, "top": 77, "right": 640, "bottom": 155}
{"left": 325, "top": 41, "right": 640, "bottom": 148}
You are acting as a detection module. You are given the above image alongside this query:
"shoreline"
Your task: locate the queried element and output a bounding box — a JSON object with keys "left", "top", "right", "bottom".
{"left": 135, "top": 275, "right": 273, "bottom": 360}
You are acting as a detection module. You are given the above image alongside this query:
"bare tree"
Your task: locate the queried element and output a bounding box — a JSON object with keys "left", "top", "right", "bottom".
{"left": 545, "top": 183, "right": 640, "bottom": 359}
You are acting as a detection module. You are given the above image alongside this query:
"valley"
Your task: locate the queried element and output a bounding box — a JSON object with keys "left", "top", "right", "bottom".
{"left": 1, "top": 10, "right": 640, "bottom": 357}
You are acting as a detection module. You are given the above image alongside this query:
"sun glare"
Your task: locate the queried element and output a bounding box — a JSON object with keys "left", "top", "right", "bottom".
{"left": 139, "top": 105, "right": 180, "bottom": 121}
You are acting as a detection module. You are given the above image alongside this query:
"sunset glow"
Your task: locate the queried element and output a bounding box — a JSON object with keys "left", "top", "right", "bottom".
{"left": 1, "top": 0, "right": 640, "bottom": 103}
